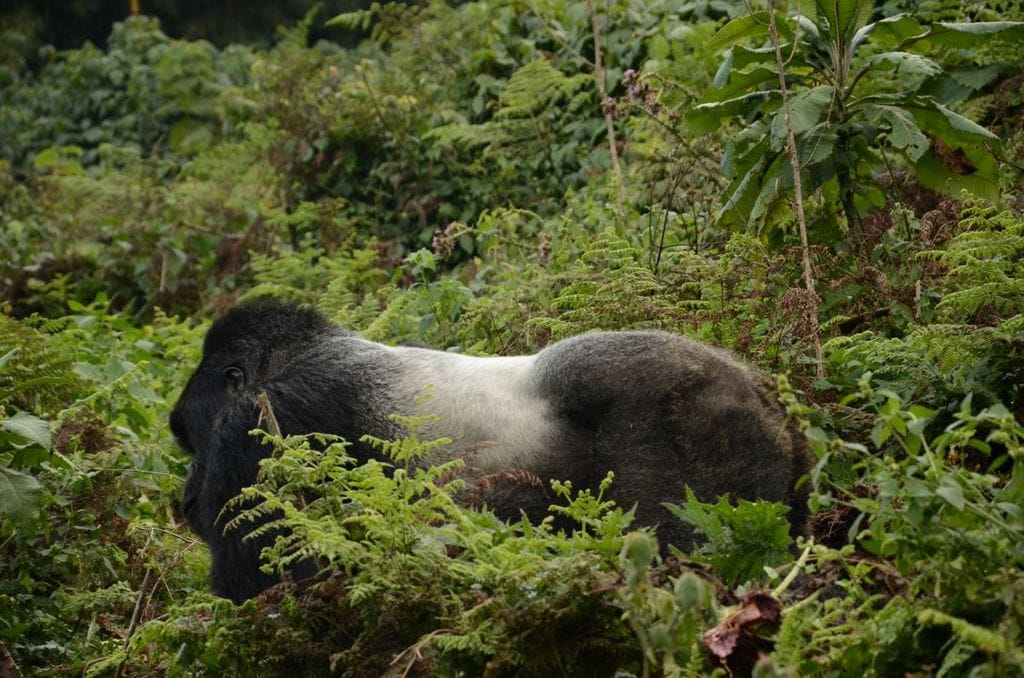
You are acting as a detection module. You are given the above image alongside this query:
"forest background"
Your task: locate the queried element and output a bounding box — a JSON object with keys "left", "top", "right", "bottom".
{"left": 1, "top": 0, "right": 1023, "bottom": 675}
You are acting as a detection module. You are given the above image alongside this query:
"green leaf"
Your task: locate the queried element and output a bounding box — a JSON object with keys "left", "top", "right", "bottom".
{"left": 852, "top": 14, "right": 924, "bottom": 50}
{"left": 905, "top": 100, "right": 999, "bottom": 145}
{"left": 749, "top": 153, "right": 790, "bottom": 225}
{"left": 793, "top": 13, "right": 821, "bottom": 40}
{"left": 814, "top": 0, "right": 873, "bottom": 43}
{"left": 926, "top": 21, "right": 1024, "bottom": 49}
{"left": 706, "top": 64, "right": 779, "bottom": 102}
{"left": 687, "top": 91, "right": 774, "bottom": 134}
{"left": 921, "top": 65, "right": 1006, "bottom": 105}
{"left": 32, "top": 146, "right": 85, "bottom": 176}
{"left": 730, "top": 44, "right": 785, "bottom": 70}
{"left": 722, "top": 121, "right": 770, "bottom": 177}
{"left": 947, "top": 65, "right": 1005, "bottom": 92}
{"left": 0, "top": 465, "right": 41, "bottom": 523}
{"left": 913, "top": 149, "right": 1000, "bottom": 201}
{"left": 707, "top": 13, "right": 781, "bottom": 52}
{"left": 712, "top": 48, "right": 734, "bottom": 88}
{"left": 870, "top": 423, "right": 891, "bottom": 449}
{"left": 719, "top": 146, "right": 770, "bottom": 223}
{"left": 935, "top": 104, "right": 1000, "bottom": 141}
{"left": 862, "top": 52, "right": 942, "bottom": 78}
{"left": 864, "top": 104, "right": 929, "bottom": 160}
{"left": 769, "top": 85, "right": 833, "bottom": 149}
{"left": 622, "top": 531, "right": 657, "bottom": 570}
{"left": 936, "top": 478, "right": 965, "bottom": 511}
{"left": 801, "top": 126, "right": 838, "bottom": 165}
{"left": 2, "top": 412, "right": 52, "bottom": 451}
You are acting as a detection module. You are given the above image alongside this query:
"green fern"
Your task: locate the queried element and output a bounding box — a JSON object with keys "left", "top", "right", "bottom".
{"left": 0, "top": 316, "right": 79, "bottom": 412}
{"left": 532, "top": 230, "right": 707, "bottom": 338}
{"left": 823, "top": 324, "right": 1014, "bottom": 407}
{"left": 326, "top": 2, "right": 428, "bottom": 45}
{"left": 430, "top": 59, "right": 592, "bottom": 159}
{"left": 922, "top": 201, "right": 1024, "bottom": 323}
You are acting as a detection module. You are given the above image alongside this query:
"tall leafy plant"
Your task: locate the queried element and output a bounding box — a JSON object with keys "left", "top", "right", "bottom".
{"left": 690, "top": 1, "right": 1022, "bottom": 234}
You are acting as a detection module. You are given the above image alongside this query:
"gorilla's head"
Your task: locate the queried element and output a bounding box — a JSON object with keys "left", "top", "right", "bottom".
{"left": 170, "top": 299, "right": 330, "bottom": 536}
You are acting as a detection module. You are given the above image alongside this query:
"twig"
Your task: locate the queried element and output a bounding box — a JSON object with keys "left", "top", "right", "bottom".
{"left": 114, "top": 567, "right": 152, "bottom": 678}
{"left": 772, "top": 541, "right": 812, "bottom": 598}
{"left": 391, "top": 629, "right": 454, "bottom": 677}
{"left": 767, "top": 4, "right": 824, "bottom": 378}
{"left": 584, "top": 0, "right": 624, "bottom": 206}
{"left": 0, "top": 641, "right": 24, "bottom": 678}
{"left": 257, "top": 391, "right": 282, "bottom": 437}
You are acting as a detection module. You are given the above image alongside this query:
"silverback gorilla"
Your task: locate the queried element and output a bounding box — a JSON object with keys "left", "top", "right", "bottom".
{"left": 170, "top": 299, "right": 813, "bottom": 602}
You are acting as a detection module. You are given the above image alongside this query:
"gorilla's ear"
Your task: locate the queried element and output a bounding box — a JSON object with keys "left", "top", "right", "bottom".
{"left": 223, "top": 366, "right": 245, "bottom": 396}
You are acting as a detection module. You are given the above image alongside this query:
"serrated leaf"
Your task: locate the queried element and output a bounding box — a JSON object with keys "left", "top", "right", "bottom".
{"left": 0, "top": 465, "right": 42, "bottom": 523}
{"left": 865, "top": 104, "right": 929, "bottom": 160}
{"left": 2, "top": 412, "right": 52, "bottom": 451}
{"left": 920, "top": 65, "right": 1005, "bottom": 105}
{"left": 802, "top": 126, "right": 837, "bottom": 165}
{"left": 863, "top": 52, "right": 942, "bottom": 78}
{"left": 947, "top": 65, "right": 1004, "bottom": 91}
{"left": 905, "top": 99, "right": 999, "bottom": 145}
{"left": 926, "top": 21, "right": 1024, "bottom": 48}
{"left": 914, "top": 150, "right": 1000, "bottom": 201}
{"left": 769, "top": 85, "right": 833, "bottom": 148}
{"left": 934, "top": 104, "right": 999, "bottom": 141}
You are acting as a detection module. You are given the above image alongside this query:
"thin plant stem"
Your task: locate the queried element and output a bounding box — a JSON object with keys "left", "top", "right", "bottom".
{"left": 585, "top": 0, "right": 625, "bottom": 208}
{"left": 767, "top": 4, "right": 824, "bottom": 378}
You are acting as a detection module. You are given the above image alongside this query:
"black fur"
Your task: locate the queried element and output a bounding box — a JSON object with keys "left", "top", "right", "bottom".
{"left": 171, "top": 299, "right": 813, "bottom": 602}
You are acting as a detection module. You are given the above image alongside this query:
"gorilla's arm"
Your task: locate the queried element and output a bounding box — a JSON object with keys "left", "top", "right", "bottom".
{"left": 187, "top": 395, "right": 315, "bottom": 603}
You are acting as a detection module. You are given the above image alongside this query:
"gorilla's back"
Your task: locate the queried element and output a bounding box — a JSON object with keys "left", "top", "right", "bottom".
{"left": 529, "top": 330, "right": 811, "bottom": 547}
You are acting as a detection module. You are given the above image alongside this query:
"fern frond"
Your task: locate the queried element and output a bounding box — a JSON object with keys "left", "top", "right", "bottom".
{"left": 918, "top": 202, "right": 1024, "bottom": 323}
{"left": 0, "top": 317, "right": 80, "bottom": 412}
{"left": 429, "top": 59, "right": 593, "bottom": 158}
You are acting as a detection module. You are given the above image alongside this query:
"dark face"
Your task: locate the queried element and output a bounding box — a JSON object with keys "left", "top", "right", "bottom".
{"left": 168, "top": 300, "right": 337, "bottom": 602}
{"left": 170, "top": 352, "right": 248, "bottom": 538}
{"left": 169, "top": 300, "right": 333, "bottom": 540}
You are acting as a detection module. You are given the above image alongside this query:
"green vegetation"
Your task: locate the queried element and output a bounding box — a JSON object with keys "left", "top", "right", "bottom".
{"left": 1, "top": 0, "right": 1022, "bottom": 675}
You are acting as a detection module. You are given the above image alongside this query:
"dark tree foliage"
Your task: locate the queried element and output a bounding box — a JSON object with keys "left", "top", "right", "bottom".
{"left": 1, "top": 0, "right": 371, "bottom": 54}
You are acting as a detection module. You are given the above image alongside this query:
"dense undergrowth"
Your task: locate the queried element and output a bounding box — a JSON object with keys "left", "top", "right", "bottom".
{"left": 1, "top": 0, "right": 1023, "bottom": 675}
